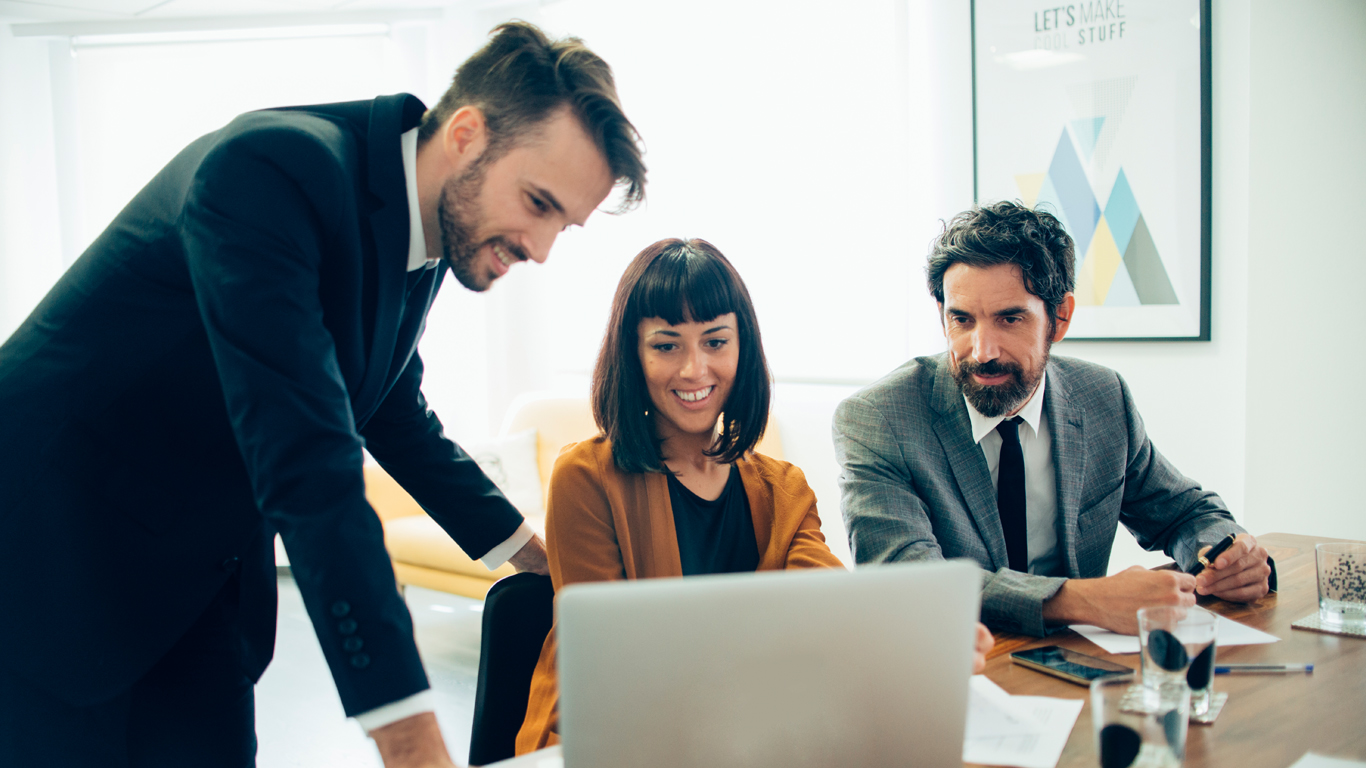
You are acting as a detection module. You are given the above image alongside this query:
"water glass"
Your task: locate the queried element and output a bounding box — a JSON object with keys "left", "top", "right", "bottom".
{"left": 1092, "top": 673, "right": 1188, "bottom": 768}
{"left": 1136, "top": 605, "right": 1217, "bottom": 715}
{"left": 1317, "top": 542, "right": 1366, "bottom": 627}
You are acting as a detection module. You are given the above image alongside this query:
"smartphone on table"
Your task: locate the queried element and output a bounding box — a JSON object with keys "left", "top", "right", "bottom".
{"left": 1010, "top": 645, "right": 1133, "bottom": 686}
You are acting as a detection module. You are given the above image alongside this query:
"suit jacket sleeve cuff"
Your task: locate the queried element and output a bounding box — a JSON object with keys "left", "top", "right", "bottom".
{"left": 981, "top": 568, "right": 1068, "bottom": 637}
{"left": 353, "top": 689, "right": 436, "bottom": 732}
{"left": 481, "top": 521, "right": 535, "bottom": 570}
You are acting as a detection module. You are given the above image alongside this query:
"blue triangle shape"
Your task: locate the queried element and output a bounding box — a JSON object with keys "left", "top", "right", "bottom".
{"left": 1104, "top": 169, "right": 1140, "bottom": 254}
{"left": 1046, "top": 129, "right": 1100, "bottom": 255}
{"left": 1070, "top": 117, "right": 1106, "bottom": 161}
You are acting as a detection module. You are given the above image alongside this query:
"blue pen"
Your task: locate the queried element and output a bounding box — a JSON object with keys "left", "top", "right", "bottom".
{"left": 1214, "top": 664, "right": 1313, "bottom": 674}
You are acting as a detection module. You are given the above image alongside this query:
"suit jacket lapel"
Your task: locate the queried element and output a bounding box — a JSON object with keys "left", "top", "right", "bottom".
{"left": 1045, "top": 360, "right": 1087, "bottom": 578}
{"left": 928, "top": 358, "right": 1009, "bottom": 570}
{"left": 352, "top": 94, "right": 427, "bottom": 421}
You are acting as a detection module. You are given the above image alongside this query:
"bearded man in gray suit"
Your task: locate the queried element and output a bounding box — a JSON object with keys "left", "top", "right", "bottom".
{"left": 834, "top": 201, "right": 1272, "bottom": 637}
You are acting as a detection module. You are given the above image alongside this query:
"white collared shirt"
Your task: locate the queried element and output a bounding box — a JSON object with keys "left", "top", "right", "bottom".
{"left": 964, "top": 372, "right": 1062, "bottom": 577}
{"left": 356, "top": 130, "right": 535, "bottom": 733}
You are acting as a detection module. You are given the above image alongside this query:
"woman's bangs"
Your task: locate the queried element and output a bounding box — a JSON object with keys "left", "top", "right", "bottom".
{"left": 633, "top": 248, "right": 739, "bottom": 327}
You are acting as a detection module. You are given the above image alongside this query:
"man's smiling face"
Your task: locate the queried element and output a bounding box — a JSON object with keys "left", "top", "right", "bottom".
{"left": 438, "top": 107, "right": 614, "bottom": 292}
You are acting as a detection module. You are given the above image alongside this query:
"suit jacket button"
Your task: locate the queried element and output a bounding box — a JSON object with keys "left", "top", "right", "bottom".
{"left": 221, "top": 557, "right": 240, "bottom": 572}
{"left": 350, "top": 653, "right": 371, "bottom": 669}
{"left": 338, "top": 619, "right": 358, "bottom": 635}
{"left": 331, "top": 601, "right": 351, "bottom": 618}
{"left": 343, "top": 637, "right": 364, "bottom": 653}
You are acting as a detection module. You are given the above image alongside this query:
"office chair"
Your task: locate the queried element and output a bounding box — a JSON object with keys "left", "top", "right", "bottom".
{"left": 468, "top": 572, "right": 555, "bottom": 766}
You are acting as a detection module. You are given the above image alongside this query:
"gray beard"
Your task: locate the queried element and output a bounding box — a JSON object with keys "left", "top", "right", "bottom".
{"left": 952, "top": 353, "right": 1047, "bottom": 418}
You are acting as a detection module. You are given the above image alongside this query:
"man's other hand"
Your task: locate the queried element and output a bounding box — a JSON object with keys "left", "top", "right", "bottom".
{"left": 508, "top": 534, "right": 550, "bottom": 575}
{"left": 972, "top": 622, "right": 994, "bottom": 674}
{"left": 370, "top": 712, "right": 456, "bottom": 768}
{"left": 1043, "top": 566, "right": 1196, "bottom": 635}
{"left": 1195, "top": 533, "right": 1272, "bottom": 602}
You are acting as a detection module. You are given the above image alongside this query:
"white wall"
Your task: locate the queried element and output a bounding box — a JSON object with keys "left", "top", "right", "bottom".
{"left": 1243, "top": 0, "right": 1366, "bottom": 541}
{"left": 0, "top": 22, "right": 65, "bottom": 341}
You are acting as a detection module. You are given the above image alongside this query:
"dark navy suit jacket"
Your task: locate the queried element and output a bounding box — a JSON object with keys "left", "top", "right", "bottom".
{"left": 0, "top": 94, "right": 524, "bottom": 715}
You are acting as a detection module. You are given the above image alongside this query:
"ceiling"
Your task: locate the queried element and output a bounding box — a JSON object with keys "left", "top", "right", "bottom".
{"left": 0, "top": 0, "right": 457, "bottom": 23}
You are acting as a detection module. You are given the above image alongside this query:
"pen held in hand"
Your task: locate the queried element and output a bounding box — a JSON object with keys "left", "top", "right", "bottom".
{"left": 1214, "top": 664, "right": 1313, "bottom": 674}
{"left": 1189, "top": 533, "right": 1238, "bottom": 576}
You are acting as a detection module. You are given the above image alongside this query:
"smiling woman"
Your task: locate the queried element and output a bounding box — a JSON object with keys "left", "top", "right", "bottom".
{"left": 513, "top": 238, "right": 847, "bottom": 753}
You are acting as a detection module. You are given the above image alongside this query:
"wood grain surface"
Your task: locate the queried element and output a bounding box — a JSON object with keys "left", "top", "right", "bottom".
{"left": 976, "top": 533, "right": 1366, "bottom": 768}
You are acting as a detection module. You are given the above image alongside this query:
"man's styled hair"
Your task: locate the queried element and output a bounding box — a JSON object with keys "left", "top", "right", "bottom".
{"left": 926, "top": 201, "right": 1076, "bottom": 329}
{"left": 592, "top": 238, "right": 772, "bottom": 474}
{"left": 418, "top": 21, "right": 646, "bottom": 211}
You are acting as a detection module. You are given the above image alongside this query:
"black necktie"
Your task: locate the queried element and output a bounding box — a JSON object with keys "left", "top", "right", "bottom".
{"left": 996, "top": 417, "right": 1028, "bottom": 573}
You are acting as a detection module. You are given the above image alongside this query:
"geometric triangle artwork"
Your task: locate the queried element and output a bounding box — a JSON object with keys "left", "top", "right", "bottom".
{"left": 1031, "top": 121, "right": 1179, "bottom": 307}
{"left": 1014, "top": 173, "right": 1046, "bottom": 209}
{"left": 1104, "top": 257, "right": 1142, "bottom": 306}
{"left": 1036, "top": 172, "right": 1072, "bottom": 237}
{"left": 1123, "top": 215, "right": 1179, "bottom": 304}
{"left": 1045, "top": 129, "right": 1101, "bottom": 258}
{"left": 1103, "top": 169, "right": 1141, "bottom": 255}
{"left": 1076, "top": 215, "right": 1123, "bottom": 306}
{"left": 1070, "top": 117, "right": 1106, "bottom": 162}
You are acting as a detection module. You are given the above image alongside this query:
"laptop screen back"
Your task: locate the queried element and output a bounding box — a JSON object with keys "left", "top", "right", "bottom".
{"left": 557, "top": 559, "right": 980, "bottom": 768}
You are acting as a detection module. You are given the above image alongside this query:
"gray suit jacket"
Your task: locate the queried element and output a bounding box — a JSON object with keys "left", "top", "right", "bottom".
{"left": 833, "top": 353, "right": 1243, "bottom": 636}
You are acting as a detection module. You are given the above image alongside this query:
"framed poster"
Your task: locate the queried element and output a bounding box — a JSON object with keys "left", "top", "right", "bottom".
{"left": 972, "top": 0, "right": 1211, "bottom": 340}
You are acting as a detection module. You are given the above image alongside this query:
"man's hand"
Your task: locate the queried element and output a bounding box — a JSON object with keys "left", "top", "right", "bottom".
{"left": 1043, "top": 566, "right": 1196, "bottom": 635}
{"left": 508, "top": 534, "right": 550, "bottom": 576}
{"left": 370, "top": 712, "right": 456, "bottom": 768}
{"left": 972, "top": 622, "right": 994, "bottom": 674}
{"left": 1195, "top": 533, "right": 1271, "bottom": 602}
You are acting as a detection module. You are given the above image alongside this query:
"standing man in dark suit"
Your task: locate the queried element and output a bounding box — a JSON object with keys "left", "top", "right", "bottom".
{"left": 834, "top": 202, "right": 1271, "bottom": 638}
{"left": 0, "top": 22, "right": 645, "bottom": 768}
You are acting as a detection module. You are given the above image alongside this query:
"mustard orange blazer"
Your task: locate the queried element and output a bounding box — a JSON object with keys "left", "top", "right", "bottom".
{"left": 514, "top": 436, "right": 846, "bottom": 754}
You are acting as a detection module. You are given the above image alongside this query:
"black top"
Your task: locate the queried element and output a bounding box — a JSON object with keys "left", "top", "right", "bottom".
{"left": 668, "top": 464, "right": 760, "bottom": 576}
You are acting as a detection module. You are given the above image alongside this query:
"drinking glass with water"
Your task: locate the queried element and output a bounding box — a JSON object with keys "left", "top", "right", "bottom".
{"left": 1317, "top": 542, "right": 1366, "bottom": 628}
{"left": 1136, "top": 605, "right": 1218, "bottom": 716}
{"left": 1092, "top": 673, "right": 1188, "bottom": 768}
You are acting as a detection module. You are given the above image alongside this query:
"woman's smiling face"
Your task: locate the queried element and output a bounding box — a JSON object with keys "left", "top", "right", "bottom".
{"left": 636, "top": 312, "right": 739, "bottom": 441}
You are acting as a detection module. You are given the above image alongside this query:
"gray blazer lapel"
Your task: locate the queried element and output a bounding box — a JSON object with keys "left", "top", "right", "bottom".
{"left": 929, "top": 361, "right": 1008, "bottom": 570}
{"left": 1045, "top": 361, "right": 1087, "bottom": 578}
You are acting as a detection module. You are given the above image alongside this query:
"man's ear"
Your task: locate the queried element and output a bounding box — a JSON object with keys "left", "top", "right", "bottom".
{"left": 937, "top": 302, "right": 946, "bottom": 333}
{"left": 1052, "top": 293, "right": 1076, "bottom": 342}
{"left": 442, "top": 105, "right": 488, "bottom": 170}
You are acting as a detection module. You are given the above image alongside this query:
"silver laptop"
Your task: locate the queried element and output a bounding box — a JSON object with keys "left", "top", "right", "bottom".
{"left": 557, "top": 559, "right": 980, "bottom": 768}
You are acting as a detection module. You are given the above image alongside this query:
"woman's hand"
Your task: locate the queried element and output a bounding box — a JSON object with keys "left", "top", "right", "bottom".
{"left": 972, "top": 623, "right": 994, "bottom": 674}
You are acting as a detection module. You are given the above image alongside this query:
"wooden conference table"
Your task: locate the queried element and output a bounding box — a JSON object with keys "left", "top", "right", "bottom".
{"left": 980, "top": 533, "right": 1366, "bottom": 768}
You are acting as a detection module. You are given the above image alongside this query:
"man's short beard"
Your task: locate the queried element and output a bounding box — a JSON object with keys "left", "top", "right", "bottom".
{"left": 952, "top": 344, "right": 1050, "bottom": 417}
{"left": 437, "top": 152, "right": 497, "bottom": 292}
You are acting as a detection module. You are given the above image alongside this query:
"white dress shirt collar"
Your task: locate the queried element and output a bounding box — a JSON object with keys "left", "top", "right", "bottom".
{"left": 965, "top": 371, "right": 1048, "bottom": 445}
{"left": 401, "top": 128, "right": 434, "bottom": 273}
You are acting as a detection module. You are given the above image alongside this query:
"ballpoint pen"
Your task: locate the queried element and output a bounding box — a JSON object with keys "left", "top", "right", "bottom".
{"left": 1214, "top": 664, "right": 1314, "bottom": 674}
{"left": 1189, "top": 533, "right": 1238, "bottom": 576}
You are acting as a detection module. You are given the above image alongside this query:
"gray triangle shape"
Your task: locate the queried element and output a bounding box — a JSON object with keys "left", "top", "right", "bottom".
{"left": 1123, "top": 215, "right": 1178, "bottom": 305}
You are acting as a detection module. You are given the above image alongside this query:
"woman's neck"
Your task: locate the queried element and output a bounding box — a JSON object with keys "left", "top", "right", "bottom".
{"left": 657, "top": 419, "right": 731, "bottom": 499}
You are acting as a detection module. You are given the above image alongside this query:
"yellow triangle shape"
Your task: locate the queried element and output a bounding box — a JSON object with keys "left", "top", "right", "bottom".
{"left": 1075, "top": 249, "right": 1098, "bottom": 306}
{"left": 1015, "top": 173, "right": 1046, "bottom": 208}
{"left": 1088, "top": 216, "right": 1123, "bottom": 304}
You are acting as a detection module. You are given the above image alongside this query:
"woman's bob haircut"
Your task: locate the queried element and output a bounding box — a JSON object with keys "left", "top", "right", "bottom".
{"left": 591, "top": 238, "right": 772, "bottom": 474}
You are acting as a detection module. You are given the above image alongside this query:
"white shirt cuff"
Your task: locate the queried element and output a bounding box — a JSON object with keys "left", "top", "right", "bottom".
{"left": 481, "top": 521, "right": 535, "bottom": 570}
{"left": 353, "top": 689, "right": 436, "bottom": 732}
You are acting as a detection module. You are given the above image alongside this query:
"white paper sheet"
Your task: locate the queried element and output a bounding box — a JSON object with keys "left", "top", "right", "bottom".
{"left": 482, "top": 745, "right": 563, "bottom": 768}
{"left": 964, "top": 676, "right": 1085, "bottom": 768}
{"left": 1070, "top": 615, "right": 1280, "bottom": 655}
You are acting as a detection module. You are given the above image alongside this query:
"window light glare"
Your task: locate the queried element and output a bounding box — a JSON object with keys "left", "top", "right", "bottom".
{"left": 71, "top": 23, "right": 391, "bottom": 49}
